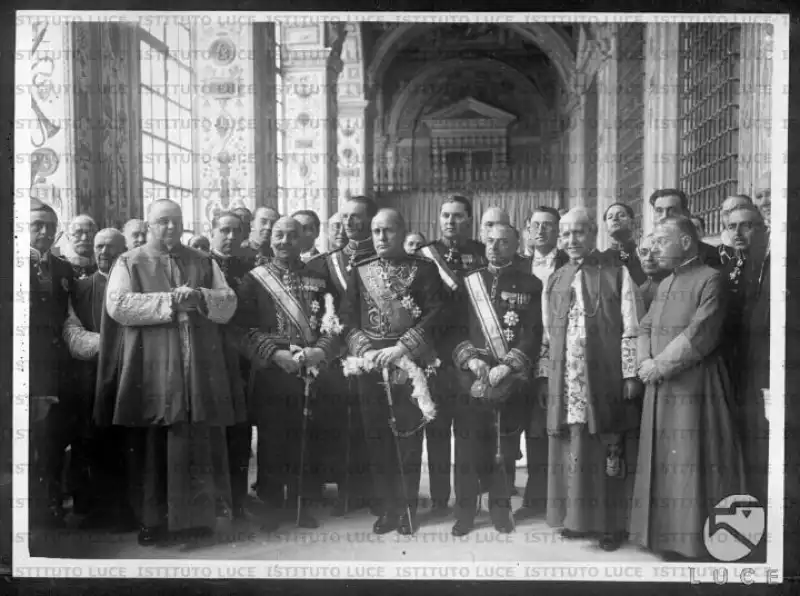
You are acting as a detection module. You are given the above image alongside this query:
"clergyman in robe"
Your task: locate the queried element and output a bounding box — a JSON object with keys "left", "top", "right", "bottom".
{"left": 630, "top": 215, "right": 745, "bottom": 561}
{"left": 95, "top": 199, "right": 239, "bottom": 546}
{"left": 62, "top": 228, "right": 134, "bottom": 530}
{"left": 537, "top": 207, "right": 643, "bottom": 553}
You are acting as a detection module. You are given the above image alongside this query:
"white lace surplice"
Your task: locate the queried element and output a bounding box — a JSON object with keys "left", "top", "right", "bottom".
{"left": 564, "top": 272, "right": 588, "bottom": 425}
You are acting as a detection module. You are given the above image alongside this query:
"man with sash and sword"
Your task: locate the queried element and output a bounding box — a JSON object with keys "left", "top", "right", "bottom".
{"left": 321, "top": 195, "right": 380, "bottom": 516}
{"left": 537, "top": 207, "right": 644, "bottom": 553}
{"left": 417, "top": 194, "right": 487, "bottom": 515}
{"left": 230, "top": 216, "right": 342, "bottom": 529}
{"left": 451, "top": 223, "right": 542, "bottom": 536}
{"left": 340, "top": 208, "right": 445, "bottom": 535}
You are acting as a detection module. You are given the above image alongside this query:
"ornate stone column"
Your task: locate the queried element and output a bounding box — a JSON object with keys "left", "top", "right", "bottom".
{"left": 22, "top": 19, "right": 77, "bottom": 228}
{"left": 595, "top": 24, "right": 619, "bottom": 250}
{"left": 642, "top": 23, "right": 680, "bottom": 237}
{"left": 195, "top": 18, "right": 257, "bottom": 233}
{"left": 280, "top": 22, "right": 344, "bottom": 250}
{"left": 566, "top": 93, "right": 585, "bottom": 209}
{"left": 337, "top": 23, "right": 367, "bottom": 204}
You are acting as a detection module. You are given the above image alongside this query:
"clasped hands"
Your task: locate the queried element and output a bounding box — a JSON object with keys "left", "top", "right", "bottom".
{"left": 173, "top": 285, "right": 202, "bottom": 313}
{"left": 637, "top": 359, "right": 663, "bottom": 386}
{"left": 273, "top": 347, "right": 326, "bottom": 375}
{"left": 468, "top": 358, "right": 512, "bottom": 388}
{"left": 363, "top": 345, "right": 409, "bottom": 370}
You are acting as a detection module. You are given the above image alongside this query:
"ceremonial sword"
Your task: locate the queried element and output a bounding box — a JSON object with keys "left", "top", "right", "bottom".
{"left": 381, "top": 367, "right": 415, "bottom": 533}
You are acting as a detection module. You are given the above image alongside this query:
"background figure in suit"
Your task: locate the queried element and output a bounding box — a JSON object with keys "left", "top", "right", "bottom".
{"left": 451, "top": 224, "right": 542, "bottom": 536}
{"left": 29, "top": 197, "right": 75, "bottom": 530}
{"left": 601, "top": 203, "right": 646, "bottom": 286}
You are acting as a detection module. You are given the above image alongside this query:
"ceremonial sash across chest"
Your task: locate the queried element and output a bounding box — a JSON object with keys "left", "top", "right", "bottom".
{"left": 419, "top": 245, "right": 459, "bottom": 291}
{"left": 464, "top": 271, "right": 508, "bottom": 362}
{"left": 249, "top": 266, "right": 316, "bottom": 345}
{"left": 330, "top": 250, "right": 349, "bottom": 293}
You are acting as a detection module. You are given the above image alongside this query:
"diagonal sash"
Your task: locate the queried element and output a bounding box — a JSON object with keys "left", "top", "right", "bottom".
{"left": 329, "top": 250, "right": 349, "bottom": 293}
{"left": 250, "top": 266, "right": 315, "bottom": 346}
{"left": 464, "top": 271, "right": 508, "bottom": 362}
{"left": 419, "top": 244, "right": 459, "bottom": 291}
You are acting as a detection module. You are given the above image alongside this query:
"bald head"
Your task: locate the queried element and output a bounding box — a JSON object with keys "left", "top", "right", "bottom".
{"left": 270, "top": 216, "right": 303, "bottom": 262}
{"left": 559, "top": 208, "right": 597, "bottom": 261}
{"left": 480, "top": 208, "right": 510, "bottom": 243}
{"left": 94, "top": 227, "right": 126, "bottom": 273}
{"left": 147, "top": 200, "right": 183, "bottom": 250}
{"left": 68, "top": 214, "right": 98, "bottom": 257}
{"left": 372, "top": 208, "right": 406, "bottom": 258}
{"left": 123, "top": 218, "right": 148, "bottom": 249}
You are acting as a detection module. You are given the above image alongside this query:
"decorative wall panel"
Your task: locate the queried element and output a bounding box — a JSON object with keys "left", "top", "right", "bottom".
{"left": 337, "top": 23, "right": 367, "bottom": 203}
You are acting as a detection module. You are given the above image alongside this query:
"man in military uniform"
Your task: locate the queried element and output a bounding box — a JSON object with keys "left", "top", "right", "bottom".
{"left": 328, "top": 213, "right": 348, "bottom": 251}
{"left": 62, "top": 228, "right": 132, "bottom": 529}
{"left": 293, "top": 210, "right": 322, "bottom": 262}
{"left": 417, "top": 195, "right": 487, "bottom": 514}
{"left": 231, "top": 217, "right": 341, "bottom": 529}
{"left": 340, "top": 208, "right": 444, "bottom": 535}
{"left": 242, "top": 206, "right": 280, "bottom": 264}
{"left": 452, "top": 223, "right": 542, "bottom": 535}
{"left": 29, "top": 197, "right": 75, "bottom": 529}
{"left": 209, "top": 211, "right": 255, "bottom": 521}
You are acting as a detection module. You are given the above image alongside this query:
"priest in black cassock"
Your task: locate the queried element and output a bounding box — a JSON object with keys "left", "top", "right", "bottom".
{"left": 63, "top": 228, "right": 134, "bottom": 529}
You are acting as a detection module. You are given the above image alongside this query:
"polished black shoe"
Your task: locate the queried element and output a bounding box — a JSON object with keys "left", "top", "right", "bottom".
{"left": 599, "top": 532, "right": 624, "bottom": 552}
{"left": 373, "top": 514, "right": 398, "bottom": 535}
{"left": 398, "top": 512, "right": 416, "bottom": 536}
{"left": 451, "top": 519, "right": 473, "bottom": 537}
{"left": 560, "top": 528, "right": 588, "bottom": 539}
{"left": 138, "top": 525, "right": 168, "bottom": 546}
{"left": 491, "top": 509, "right": 514, "bottom": 534}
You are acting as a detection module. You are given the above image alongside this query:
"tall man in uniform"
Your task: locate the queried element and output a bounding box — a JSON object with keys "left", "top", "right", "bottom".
{"left": 323, "top": 195, "right": 379, "bottom": 515}
{"left": 340, "top": 208, "right": 444, "bottom": 535}
{"left": 293, "top": 210, "right": 322, "bottom": 262}
{"left": 123, "top": 218, "right": 148, "bottom": 250}
{"left": 28, "top": 197, "right": 75, "bottom": 529}
{"left": 230, "top": 217, "right": 341, "bottom": 528}
{"left": 537, "top": 207, "right": 644, "bottom": 552}
{"left": 328, "top": 213, "right": 348, "bottom": 251}
{"left": 480, "top": 208, "right": 510, "bottom": 244}
{"left": 517, "top": 206, "right": 569, "bottom": 519}
{"left": 243, "top": 206, "right": 280, "bottom": 264}
{"left": 451, "top": 224, "right": 542, "bottom": 535}
{"left": 97, "top": 199, "right": 239, "bottom": 546}
{"left": 208, "top": 211, "right": 253, "bottom": 521}
{"left": 649, "top": 189, "right": 722, "bottom": 268}
{"left": 417, "top": 195, "right": 487, "bottom": 514}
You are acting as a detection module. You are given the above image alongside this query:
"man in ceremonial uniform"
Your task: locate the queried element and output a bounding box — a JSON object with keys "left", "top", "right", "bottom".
{"left": 649, "top": 189, "right": 722, "bottom": 268}
{"left": 480, "top": 207, "right": 510, "bottom": 244}
{"left": 537, "top": 207, "right": 644, "bottom": 552}
{"left": 123, "top": 218, "right": 148, "bottom": 250}
{"left": 230, "top": 217, "right": 341, "bottom": 528}
{"left": 451, "top": 224, "right": 542, "bottom": 535}
{"left": 208, "top": 211, "right": 254, "bottom": 521}
{"left": 62, "top": 228, "right": 133, "bottom": 529}
{"left": 517, "top": 206, "right": 569, "bottom": 519}
{"left": 242, "top": 206, "right": 280, "bottom": 264}
{"left": 96, "top": 199, "right": 239, "bottom": 546}
{"left": 321, "top": 195, "right": 379, "bottom": 515}
{"left": 293, "top": 210, "right": 322, "bottom": 262}
{"left": 340, "top": 208, "right": 444, "bottom": 535}
{"left": 328, "top": 212, "right": 347, "bottom": 251}
{"left": 417, "top": 195, "right": 487, "bottom": 514}
{"left": 29, "top": 197, "right": 75, "bottom": 529}
{"left": 54, "top": 214, "right": 98, "bottom": 279}
{"left": 631, "top": 216, "right": 745, "bottom": 561}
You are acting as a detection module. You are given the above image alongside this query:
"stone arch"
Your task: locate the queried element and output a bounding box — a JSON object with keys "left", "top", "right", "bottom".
{"left": 365, "top": 23, "right": 576, "bottom": 97}
{"left": 386, "top": 58, "right": 550, "bottom": 142}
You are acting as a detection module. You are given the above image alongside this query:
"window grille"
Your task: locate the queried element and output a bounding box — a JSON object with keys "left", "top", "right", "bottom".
{"left": 583, "top": 77, "right": 599, "bottom": 215}
{"left": 616, "top": 23, "right": 646, "bottom": 232}
{"left": 678, "top": 23, "right": 741, "bottom": 237}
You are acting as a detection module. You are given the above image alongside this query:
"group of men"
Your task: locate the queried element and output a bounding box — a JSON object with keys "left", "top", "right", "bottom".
{"left": 27, "top": 185, "right": 770, "bottom": 562}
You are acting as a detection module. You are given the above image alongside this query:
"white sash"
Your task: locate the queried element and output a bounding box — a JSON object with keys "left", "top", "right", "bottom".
{"left": 464, "top": 271, "right": 508, "bottom": 362}
{"left": 250, "top": 266, "right": 315, "bottom": 346}
{"left": 419, "top": 245, "right": 459, "bottom": 291}
{"left": 330, "top": 250, "right": 349, "bottom": 293}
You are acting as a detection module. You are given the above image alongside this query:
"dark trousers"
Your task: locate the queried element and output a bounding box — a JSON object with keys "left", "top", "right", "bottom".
{"left": 29, "top": 403, "right": 72, "bottom": 525}
{"left": 226, "top": 423, "right": 252, "bottom": 509}
{"left": 522, "top": 435, "right": 549, "bottom": 510}
{"left": 253, "top": 371, "right": 320, "bottom": 507}
{"left": 425, "top": 370, "right": 456, "bottom": 507}
{"left": 358, "top": 372, "right": 424, "bottom": 517}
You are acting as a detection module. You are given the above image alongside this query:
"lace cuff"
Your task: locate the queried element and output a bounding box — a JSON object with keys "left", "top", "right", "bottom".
{"left": 537, "top": 342, "right": 549, "bottom": 379}
{"left": 107, "top": 290, "right": 174, "bottom": 327}
{"left": 199, "top": 287, "right": 237, "bottom": 324}
{"left": 621, "top": 337, "right": 638, "bottom": 379}
{"left": 346, "top": 329, "right": 373, "bottom": 357}
{"left": 62, "top": 308, "right": 100, "bottom": 361}
{"left": 398, "top": 326, "right": 428, "bottom": 360}
{"left": 504, "top": 348, "right": 532, "bottom": 376}
{"left": 453, "top": 340, "right": 478, "bottom": 370}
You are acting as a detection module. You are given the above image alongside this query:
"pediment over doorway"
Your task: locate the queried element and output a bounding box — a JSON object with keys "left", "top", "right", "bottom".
{"left": 422, "top": 97, "right": 517, "bottom": 133}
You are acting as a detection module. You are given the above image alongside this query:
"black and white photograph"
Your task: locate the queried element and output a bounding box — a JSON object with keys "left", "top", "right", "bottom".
{"left": 12, "top": 11, "right": 788, "bottom": 583}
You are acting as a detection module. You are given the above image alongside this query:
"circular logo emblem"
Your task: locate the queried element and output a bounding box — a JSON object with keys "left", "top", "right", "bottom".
{"left": 703, "top": 494, "right": 765, "bottom": 562}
